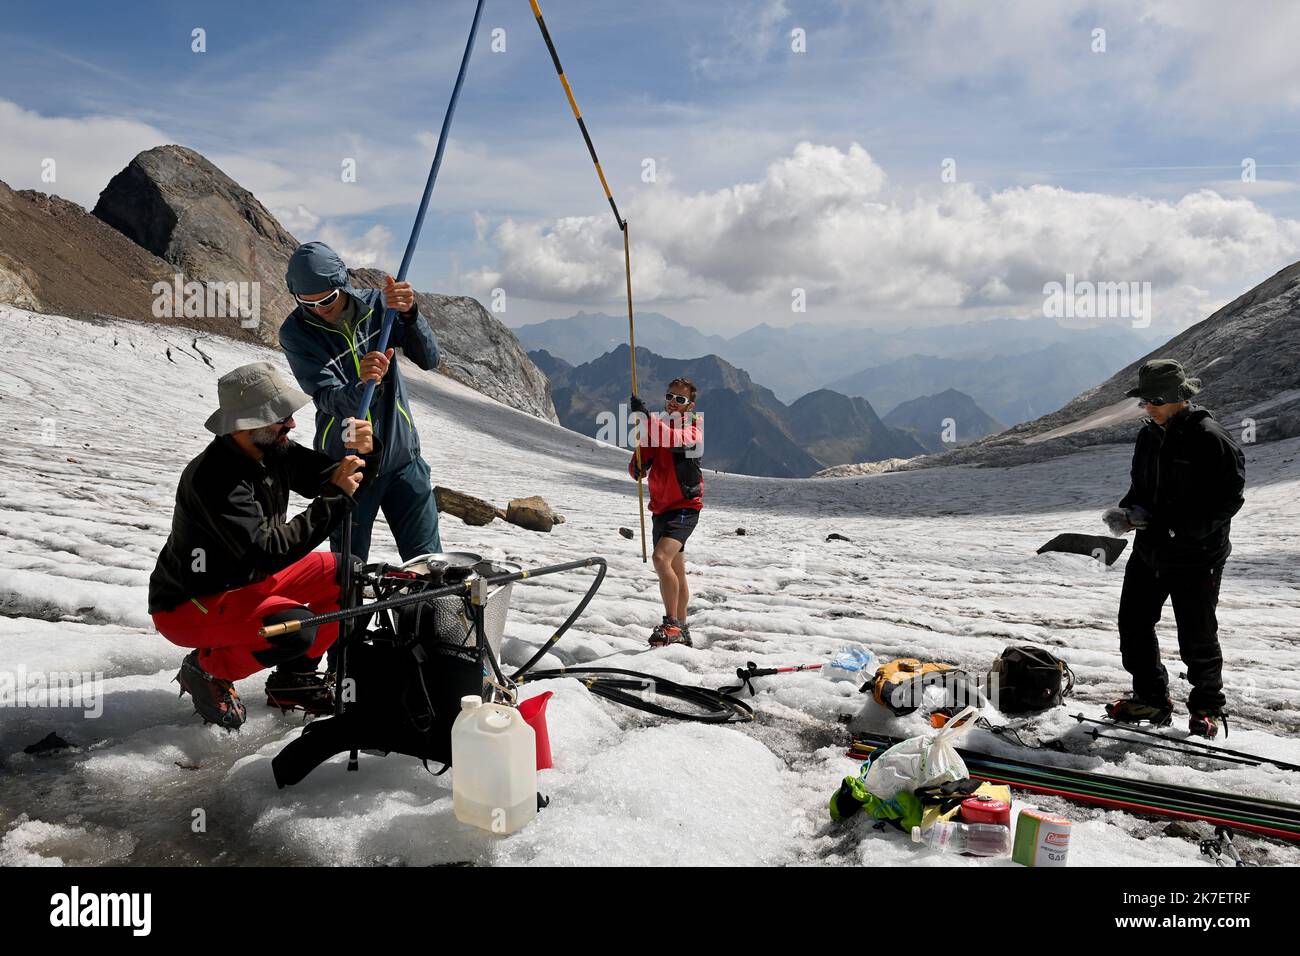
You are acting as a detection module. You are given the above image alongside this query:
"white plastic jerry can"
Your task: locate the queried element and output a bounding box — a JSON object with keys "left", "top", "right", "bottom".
{"left": 451, "top": 695, "right": 538, "bottom": 834}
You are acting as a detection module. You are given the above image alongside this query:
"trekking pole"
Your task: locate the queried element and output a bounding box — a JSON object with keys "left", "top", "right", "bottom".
{"left": 720, "top": 661, "right": 825, "bottom": 696}
{"left": 1217, "top": 826, "right": 1248, "bottom": 867}
{"left": 1072, "top": 714, "right": 1300, "bottom": 772}
{"left": 529, "top": 0, "right": 647, "bottom": 562}
{"left": 333, "top": 0, "right": 487, "bottom": 749}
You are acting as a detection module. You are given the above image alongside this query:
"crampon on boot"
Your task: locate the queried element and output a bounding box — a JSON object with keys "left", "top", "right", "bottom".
{"left": 649, "top": 616, "right": 692, "bottom": 648}
{"left": 1105, "top": 695, "right": 1173, "bottom": 727}
{"left": 175, "top": 650, "right": 246, "bottom": 731}
{"left": 264, "top": 667, "right": 334, "bottom": 717}
{"left": 1189, "top": 711, "right": 1227, "bottom": 740}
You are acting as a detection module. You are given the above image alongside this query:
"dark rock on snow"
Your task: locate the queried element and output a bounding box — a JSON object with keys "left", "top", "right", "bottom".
{"left": 24, "top": 732, "right": 74, "bottom": 755}
{"left": 1037, "top": 533, "right": 1128, "bottom": 566}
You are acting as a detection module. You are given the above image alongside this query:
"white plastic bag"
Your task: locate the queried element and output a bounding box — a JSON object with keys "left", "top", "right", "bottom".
{"left": 863, "top": 706, "right": 977, "bottom": 800}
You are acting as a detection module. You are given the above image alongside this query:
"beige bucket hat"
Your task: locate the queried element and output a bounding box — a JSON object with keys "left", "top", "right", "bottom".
{"left": 204, "top": 361, "right": 312, "bottom": 435}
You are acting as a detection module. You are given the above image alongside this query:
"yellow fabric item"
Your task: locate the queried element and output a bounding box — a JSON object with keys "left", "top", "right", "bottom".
{"left": 872, "top": 659, "right": 957, "bottom": 713}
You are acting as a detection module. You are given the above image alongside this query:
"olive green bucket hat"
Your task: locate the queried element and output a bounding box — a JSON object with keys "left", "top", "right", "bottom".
{"left": 1125, "top": 358, "right": 1201, "bottom": 403}
{"left": 204, "top": 361, "right": 312, "bottom": 435}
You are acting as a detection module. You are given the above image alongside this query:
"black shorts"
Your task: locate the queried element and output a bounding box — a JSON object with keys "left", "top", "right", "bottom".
{"left": 652, "top": 508, "right": 699, "bottom": 552}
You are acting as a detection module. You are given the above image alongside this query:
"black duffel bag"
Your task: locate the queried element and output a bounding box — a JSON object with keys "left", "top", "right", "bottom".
{"left": 988, "top": 645, "right": 1075, "bottom": 714}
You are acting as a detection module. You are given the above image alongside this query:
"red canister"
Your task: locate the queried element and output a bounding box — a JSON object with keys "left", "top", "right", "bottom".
{"left": 960, "top": 795, "right": 1011, "bottom": 827}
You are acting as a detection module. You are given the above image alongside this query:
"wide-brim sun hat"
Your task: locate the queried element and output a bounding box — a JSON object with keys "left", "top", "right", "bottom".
{"left": 204, "top": 361, "right": 312, "bottom": 435}
{"left": 1125, "top": 358, "right": 1201, "bottom": 402}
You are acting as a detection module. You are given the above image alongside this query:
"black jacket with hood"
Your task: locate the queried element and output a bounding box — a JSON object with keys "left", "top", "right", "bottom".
{"left": 1119, "top": 405, "right": 1245, "bottom": 572}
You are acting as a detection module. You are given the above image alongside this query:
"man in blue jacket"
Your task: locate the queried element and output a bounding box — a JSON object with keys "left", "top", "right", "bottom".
{"left": 279, "top": 242, "right": 443, "bottom": 563}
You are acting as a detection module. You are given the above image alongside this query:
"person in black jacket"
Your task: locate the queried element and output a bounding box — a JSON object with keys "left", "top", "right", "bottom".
{"left": 149, "top": 362, "right": 380, "bottom": 729}
{"left": 1102, "top": 359, "right": 1245, "bottom": 739}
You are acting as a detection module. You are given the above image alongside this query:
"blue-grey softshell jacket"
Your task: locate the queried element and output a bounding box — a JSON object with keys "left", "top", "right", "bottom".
{"left": 279, "top": 287, "right": 439, "bottom": 475}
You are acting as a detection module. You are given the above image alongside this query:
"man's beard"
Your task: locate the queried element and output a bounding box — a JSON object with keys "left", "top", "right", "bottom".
{"left": 250, "top": 423, "right": 291, "bottom": 458}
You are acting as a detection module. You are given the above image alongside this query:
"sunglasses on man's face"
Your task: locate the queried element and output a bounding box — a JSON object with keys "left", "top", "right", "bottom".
{"left": 665, "top": 392, "right": 692, "bottom": 406}
{"left": 1138, "top": 397, "right": 1167, "bottom": 408}
{"left": 295, "top": 288, "right": 342, "bottom": 310}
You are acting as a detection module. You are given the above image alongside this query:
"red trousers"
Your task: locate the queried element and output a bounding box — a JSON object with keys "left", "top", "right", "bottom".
{"left": 152, "top": 551, "right": 341, "bottom": 681}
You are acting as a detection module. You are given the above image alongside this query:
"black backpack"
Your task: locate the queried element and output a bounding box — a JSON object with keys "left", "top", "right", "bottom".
{"left": 988, "top": 645, "right": 1074, "bottom": 714}
{"left": 271, "top": 576, "right": 485, "bottom": 789}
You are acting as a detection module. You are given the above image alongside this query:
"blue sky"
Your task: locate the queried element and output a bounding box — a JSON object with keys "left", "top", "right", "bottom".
{"left": 2, "top": 0, "right": 1299, "bottom": 336}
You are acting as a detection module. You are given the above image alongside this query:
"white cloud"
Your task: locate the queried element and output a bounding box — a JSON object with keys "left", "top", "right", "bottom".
{"left": 875, "top": 0, "right": 1300, "bottom": 124}
{"left": 320, "top": 223, "right": 395, "bottom": 271}
{"left": 0, "top": 99, "right": 172, "bottom": 208}
{"left": 691, "top": 0, "right": 792, "bottom": 78}
{"left": 267, "top": 202, "right": 396, "bottom": 272}
{"left": 467, "top": 141, "right": 1300, "bottom": 330}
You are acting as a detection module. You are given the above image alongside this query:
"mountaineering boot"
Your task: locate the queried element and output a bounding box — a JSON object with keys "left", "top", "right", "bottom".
{"left": 265, "top": 666, "right": 334, "bottom": 716}
{"left": 175, "top": 650, "right": 246, "bottom": 731}
{"left": 649, "top": 616, "right": 692, "bottom": 648}
{"left": 1188, "top": 710, "right": 1227, "bottom": 740}
{"left": 1105, "top": 694, "right": 1173, "bottom": 727}
{"left": 678, "top": 621, "right": 692, "bottom": 645}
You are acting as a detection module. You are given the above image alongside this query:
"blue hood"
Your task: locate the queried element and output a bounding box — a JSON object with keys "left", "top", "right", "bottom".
{"left": 285, "top": 242, "right": 364, "bottom": 298}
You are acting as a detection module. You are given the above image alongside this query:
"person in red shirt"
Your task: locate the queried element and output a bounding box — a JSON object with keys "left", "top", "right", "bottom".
{"left": 628, "top": 378, "right": 703, "bottom": 646}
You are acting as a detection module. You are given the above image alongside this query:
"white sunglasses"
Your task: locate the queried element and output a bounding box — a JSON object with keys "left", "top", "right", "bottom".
{"left": 294, "top": 288, "right": 342, "bottom": 310}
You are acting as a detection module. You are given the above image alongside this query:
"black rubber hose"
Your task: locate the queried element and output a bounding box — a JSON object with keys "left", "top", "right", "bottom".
{"left": 510, "top": 558, "right": 607, "bottom": 680}
{"left": 522, "top": 666, "right": 754, "bottom": 724}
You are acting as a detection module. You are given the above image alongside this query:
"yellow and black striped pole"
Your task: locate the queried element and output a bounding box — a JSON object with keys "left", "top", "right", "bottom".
{"left": 530, "top": 0, "right": 648, "bottom": 562}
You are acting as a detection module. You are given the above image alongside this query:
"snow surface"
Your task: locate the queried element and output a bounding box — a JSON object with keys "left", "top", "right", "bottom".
{"left": 1, "top": 306, "right": 1297, "bottom": 867}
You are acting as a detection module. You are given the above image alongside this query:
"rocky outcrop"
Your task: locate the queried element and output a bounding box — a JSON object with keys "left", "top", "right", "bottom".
{"left": 0, "top": 179, "right": 184, "bottom": 327}
{"left": 350, "top": 270, "right": 556, "bottom": 422}
{"left": 84, "top": 144, "right": 554, "bottom": 420}
{"left": 92, "top": 145, "right": 297, "bottom": 348}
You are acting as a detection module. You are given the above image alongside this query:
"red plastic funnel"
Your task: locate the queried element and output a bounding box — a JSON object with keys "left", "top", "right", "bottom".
{"left": 518, "top": 690, "right": 554, "bottom": 770}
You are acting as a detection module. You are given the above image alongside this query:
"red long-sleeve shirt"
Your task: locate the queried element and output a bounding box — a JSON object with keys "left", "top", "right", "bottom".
{"left": 628, "top": 412, "right": 703, "bottom": 514}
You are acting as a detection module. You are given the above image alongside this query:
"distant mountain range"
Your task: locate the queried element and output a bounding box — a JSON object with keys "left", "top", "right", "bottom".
{"left": 827, "top": 341, "right": 1134, "bottom": 426}
{"left": 536, "top": 345, "right": 926, "bottom": 477}
{"left": 516, "top": 311, "right": 727, "bottom": 365}
{"left": 514, "top": 311, "right": 1163, "bottom": 425}
{"left": 900, "top": 258, "right": 1300, "bottom": 469}
{"left": 882, "top": 389, "right": 1006, "bottom": 453}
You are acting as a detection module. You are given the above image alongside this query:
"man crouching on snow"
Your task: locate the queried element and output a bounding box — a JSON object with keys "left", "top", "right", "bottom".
{"left": 148, "top": 361, "right": 380, "bottom": 730}
{"left": 1102, "top": 359, "right": 1245, "bottom": 739}
{"left": 628, "top": 378, "right": 703, "bottom": 647}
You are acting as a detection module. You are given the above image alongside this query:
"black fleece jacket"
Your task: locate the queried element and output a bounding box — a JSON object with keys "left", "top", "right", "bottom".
{"left": 1119, "top": 405, "right": 1246, "bottom": 572}
{"left": 148, "top": 435, "right": 380, "bottom": 612}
